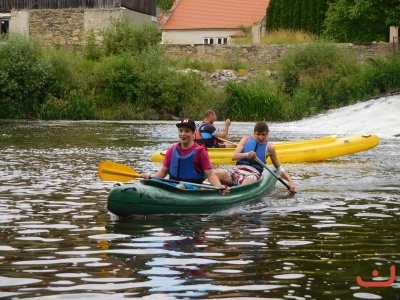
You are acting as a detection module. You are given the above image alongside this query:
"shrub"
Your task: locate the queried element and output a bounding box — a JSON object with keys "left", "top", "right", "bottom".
{"left": 277, "top": 41, "right": 348, "bottom": 95}
{"left": 101, "top": 18, "right": 161, "bottom": 55}
{"left": 0, "top": 35, "right": 56, "bottom": 117}
{"left": 94, "top": 53, "right": 142, "bottom": 105}
{"left": 92, "top": 48, "right": 208, "bottom": 117}
{"left": 361, "top": 55, "right": 400, "bottom": 94}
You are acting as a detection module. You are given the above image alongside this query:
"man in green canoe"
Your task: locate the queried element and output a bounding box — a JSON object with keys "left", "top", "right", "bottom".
{"left": 141, "top": 118, "right": 230, "bottom": 195}
{"left": 214, "top": 121, "right": 296, "bottom": 193}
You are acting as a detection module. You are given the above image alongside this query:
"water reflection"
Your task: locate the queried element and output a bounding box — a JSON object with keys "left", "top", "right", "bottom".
{"left": 0, "top": 120, "right": 399, "bottom": 299}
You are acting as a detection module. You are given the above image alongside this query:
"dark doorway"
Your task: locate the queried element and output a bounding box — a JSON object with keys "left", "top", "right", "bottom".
{"left": 1, "top": 20, "right": 10, "bottom": 35}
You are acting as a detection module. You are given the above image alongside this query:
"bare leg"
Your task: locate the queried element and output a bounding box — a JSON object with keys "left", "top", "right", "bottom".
{"left": 241, "top": 177, "right": 257, "bottom": 185}
{"left": 223, "top": 142, "right": 237, "bottom": 148}
{"left": 214, "top": 169, "right": 232, "bottom": 186}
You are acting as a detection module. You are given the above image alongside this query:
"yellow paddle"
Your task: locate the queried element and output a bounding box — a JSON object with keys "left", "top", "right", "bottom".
{"left": 97, "top": 161, "right": 141, "bottom": 182}
{"left": 97, "top": 161, "right": 222, "bottom": 190}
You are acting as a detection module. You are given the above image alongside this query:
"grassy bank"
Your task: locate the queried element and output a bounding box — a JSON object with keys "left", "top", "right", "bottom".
{"left": 1, "top": 20, "right": 399, "bottom": 121}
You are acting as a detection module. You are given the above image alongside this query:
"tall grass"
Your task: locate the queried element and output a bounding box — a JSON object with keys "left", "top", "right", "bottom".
{"left": 225, "top": 75, "right": 293, "bottom": 121}
{"left": 232, "top": 29, "right": 317, "bottom": 45}
{"left": 262, "top": 29, "right": 317, "bottom": 44}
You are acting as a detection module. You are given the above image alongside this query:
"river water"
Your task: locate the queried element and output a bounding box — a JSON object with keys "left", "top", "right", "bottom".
{"left": 1, "top": 97, "right": 400, "bottom": 299}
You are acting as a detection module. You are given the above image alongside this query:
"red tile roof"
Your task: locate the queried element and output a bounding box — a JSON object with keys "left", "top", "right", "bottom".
{"left": 161, "top": 0, "right": 269, "bottom": 30}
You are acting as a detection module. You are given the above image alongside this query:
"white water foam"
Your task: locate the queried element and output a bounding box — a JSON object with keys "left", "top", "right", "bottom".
{"left": 285, "top": 94, "right": 400, "bottom": 138}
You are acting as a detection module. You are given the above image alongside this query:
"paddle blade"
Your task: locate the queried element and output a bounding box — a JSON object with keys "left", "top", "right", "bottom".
{"left": 98, "top": 161, "right": 141, "bottom": 182}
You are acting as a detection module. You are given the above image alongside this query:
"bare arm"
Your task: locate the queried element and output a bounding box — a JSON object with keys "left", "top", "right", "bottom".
{"left": 141, "top": 166, "right": 169, "bottom": 179}
{"left": 268, "top": 145, "right": 296, "bottom": 193}
{"left": 204, "top": 169, "right": 230, "bottom": 195}
{"left": 231, "top": 136, "right": 248, "bottom": 161}
{"left": 215, "top": 119, "right": 231, "bottom": 139}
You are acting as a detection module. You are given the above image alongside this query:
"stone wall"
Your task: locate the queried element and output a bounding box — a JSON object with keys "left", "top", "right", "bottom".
{"left": 11, "top": 8, "right": 141, "bottom": 45}
{"left": 162, "top": 43, "right": 398, "bottom": 66}
{"left": 29, "top": 9, "right": 86, "bottom": 45}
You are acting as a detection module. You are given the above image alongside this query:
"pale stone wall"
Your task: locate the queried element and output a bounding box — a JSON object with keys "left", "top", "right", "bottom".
{"left": 162, "top": 43, "right": 397, "bottom": 66}
{"left": 122, "top": 9, "right": 155, "bottom": 24}
{"left": 84, "top": 9, "right": 121, "bottom": 34}
{"left": 9, "top": 10, "right": 29, "bottom": 35}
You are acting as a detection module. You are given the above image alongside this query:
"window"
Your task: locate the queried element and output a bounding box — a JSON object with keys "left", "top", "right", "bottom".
{"left": 203, "top": 37, "right": 228, "bottom": 45}
{"left": 203, "top": 38, "right": 214, "bottom": 45}
{"left": 216, "top": 37, "right": 228, "bottom": 44}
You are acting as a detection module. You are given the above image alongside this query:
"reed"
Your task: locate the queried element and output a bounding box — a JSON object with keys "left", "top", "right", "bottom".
{"left": 225, "top": 75, "right": 293, "bottom": 121}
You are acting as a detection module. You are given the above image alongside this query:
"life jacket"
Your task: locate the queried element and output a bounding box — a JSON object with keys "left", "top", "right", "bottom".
{"left": 168, "top": 144, "right": 205, "bottom": 183}
{"left": 236, "top": 136, "right": 267, "bottom": 174}
{"left": 194, "top": 122, "right": 219, "bottom": 148}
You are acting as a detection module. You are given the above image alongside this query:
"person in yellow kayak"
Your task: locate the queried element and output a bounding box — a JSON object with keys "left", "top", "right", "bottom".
{"left": 141, "top": 118, "right": 230, "bottom": 195}
{"left": 214, "top": 121, "right": 296, "bottom": 193}
{"left": 194, "top": 110, "right": 236, "bottom": 148}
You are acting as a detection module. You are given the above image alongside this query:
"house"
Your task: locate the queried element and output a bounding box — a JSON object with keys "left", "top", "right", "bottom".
{"left": 0, "top": 0, "right": 157, "bottom": 44}
{"left": 160, "top": 0, "right": 269, "bottom": 45}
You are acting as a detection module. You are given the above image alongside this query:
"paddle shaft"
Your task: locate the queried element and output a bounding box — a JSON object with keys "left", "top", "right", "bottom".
{"left": 254, "top": 157, "right": 290, "bottom": 190}
{"left": 218, "top": 138, "right": 291, "bottom": 190}
{"left": 151, "top": 177, "right": 221, "bottom": 190}
{"left": 98, "top": 161, "right": 223, "bottom": 190}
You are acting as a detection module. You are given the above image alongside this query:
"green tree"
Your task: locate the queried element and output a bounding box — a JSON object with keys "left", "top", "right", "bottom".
{"left": 323, "top": 0, "right": 400, "bottom": 42}
{"left": 266, "top": 0, "right": 279, "bottom": 30}
{"left": 157, "top": 0, "right": 173, "bottom": 11}
{"left": 293, "top": 0, "right": 302, "bottom": 30}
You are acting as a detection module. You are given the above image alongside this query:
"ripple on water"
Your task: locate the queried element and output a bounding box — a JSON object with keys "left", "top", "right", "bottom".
{"left": 87, "top": 233, "right": 130, "bottom": 240}
{"left": 276, "top": 240, "right": 313, "bottom": 246}
{"left": 312, "top": 223, "right": 362, "bottom": 228}
{"left": 139, "top": 267, "right": 182, "bottom": 275}
{"left": 0, "top": 276, "right": 42, "bottom": 287}
{"left": 354, "top": 212, "right": 393, "bottom": 218}
{"left": 353, "top": 292, "right": 382, "bottom": 299}
{"left": 273, "top": 273, "right": 306, "bottom": 279}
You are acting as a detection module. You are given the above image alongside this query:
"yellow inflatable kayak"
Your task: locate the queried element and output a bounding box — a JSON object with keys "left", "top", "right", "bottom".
{"left": 150, "top": 134, "right": 379, "bottom": 164}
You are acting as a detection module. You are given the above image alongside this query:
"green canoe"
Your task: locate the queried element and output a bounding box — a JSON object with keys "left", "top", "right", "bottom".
{"left": 107, "top": 170, "right": 277, "bottom": 216}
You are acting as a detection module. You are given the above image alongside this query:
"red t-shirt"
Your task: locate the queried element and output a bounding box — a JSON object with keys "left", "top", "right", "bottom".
{"left": 163, "top": 143, "right": 213, "bottom": 173}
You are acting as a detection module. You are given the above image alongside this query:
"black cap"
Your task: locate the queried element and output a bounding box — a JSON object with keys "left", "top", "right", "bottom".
{"left": 176, "top": 118, "right": 196, "bottom": 131}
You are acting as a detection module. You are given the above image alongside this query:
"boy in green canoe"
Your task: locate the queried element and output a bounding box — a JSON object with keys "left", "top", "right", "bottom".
{"left": 141, "top": 118, "right": 230, "bottom": 195}
{"left": 215, "top": 121, "right": 296, "bottom": 193}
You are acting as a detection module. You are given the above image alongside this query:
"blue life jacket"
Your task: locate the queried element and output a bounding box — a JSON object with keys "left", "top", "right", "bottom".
{"left": 236, "top": 137, "right": 267, "bottom": 174}
{"left": 194, "top": 122, "right": 219, "bottom": 148}
{"left": 169, "top": 145, "right": 205, "bottom": 183}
